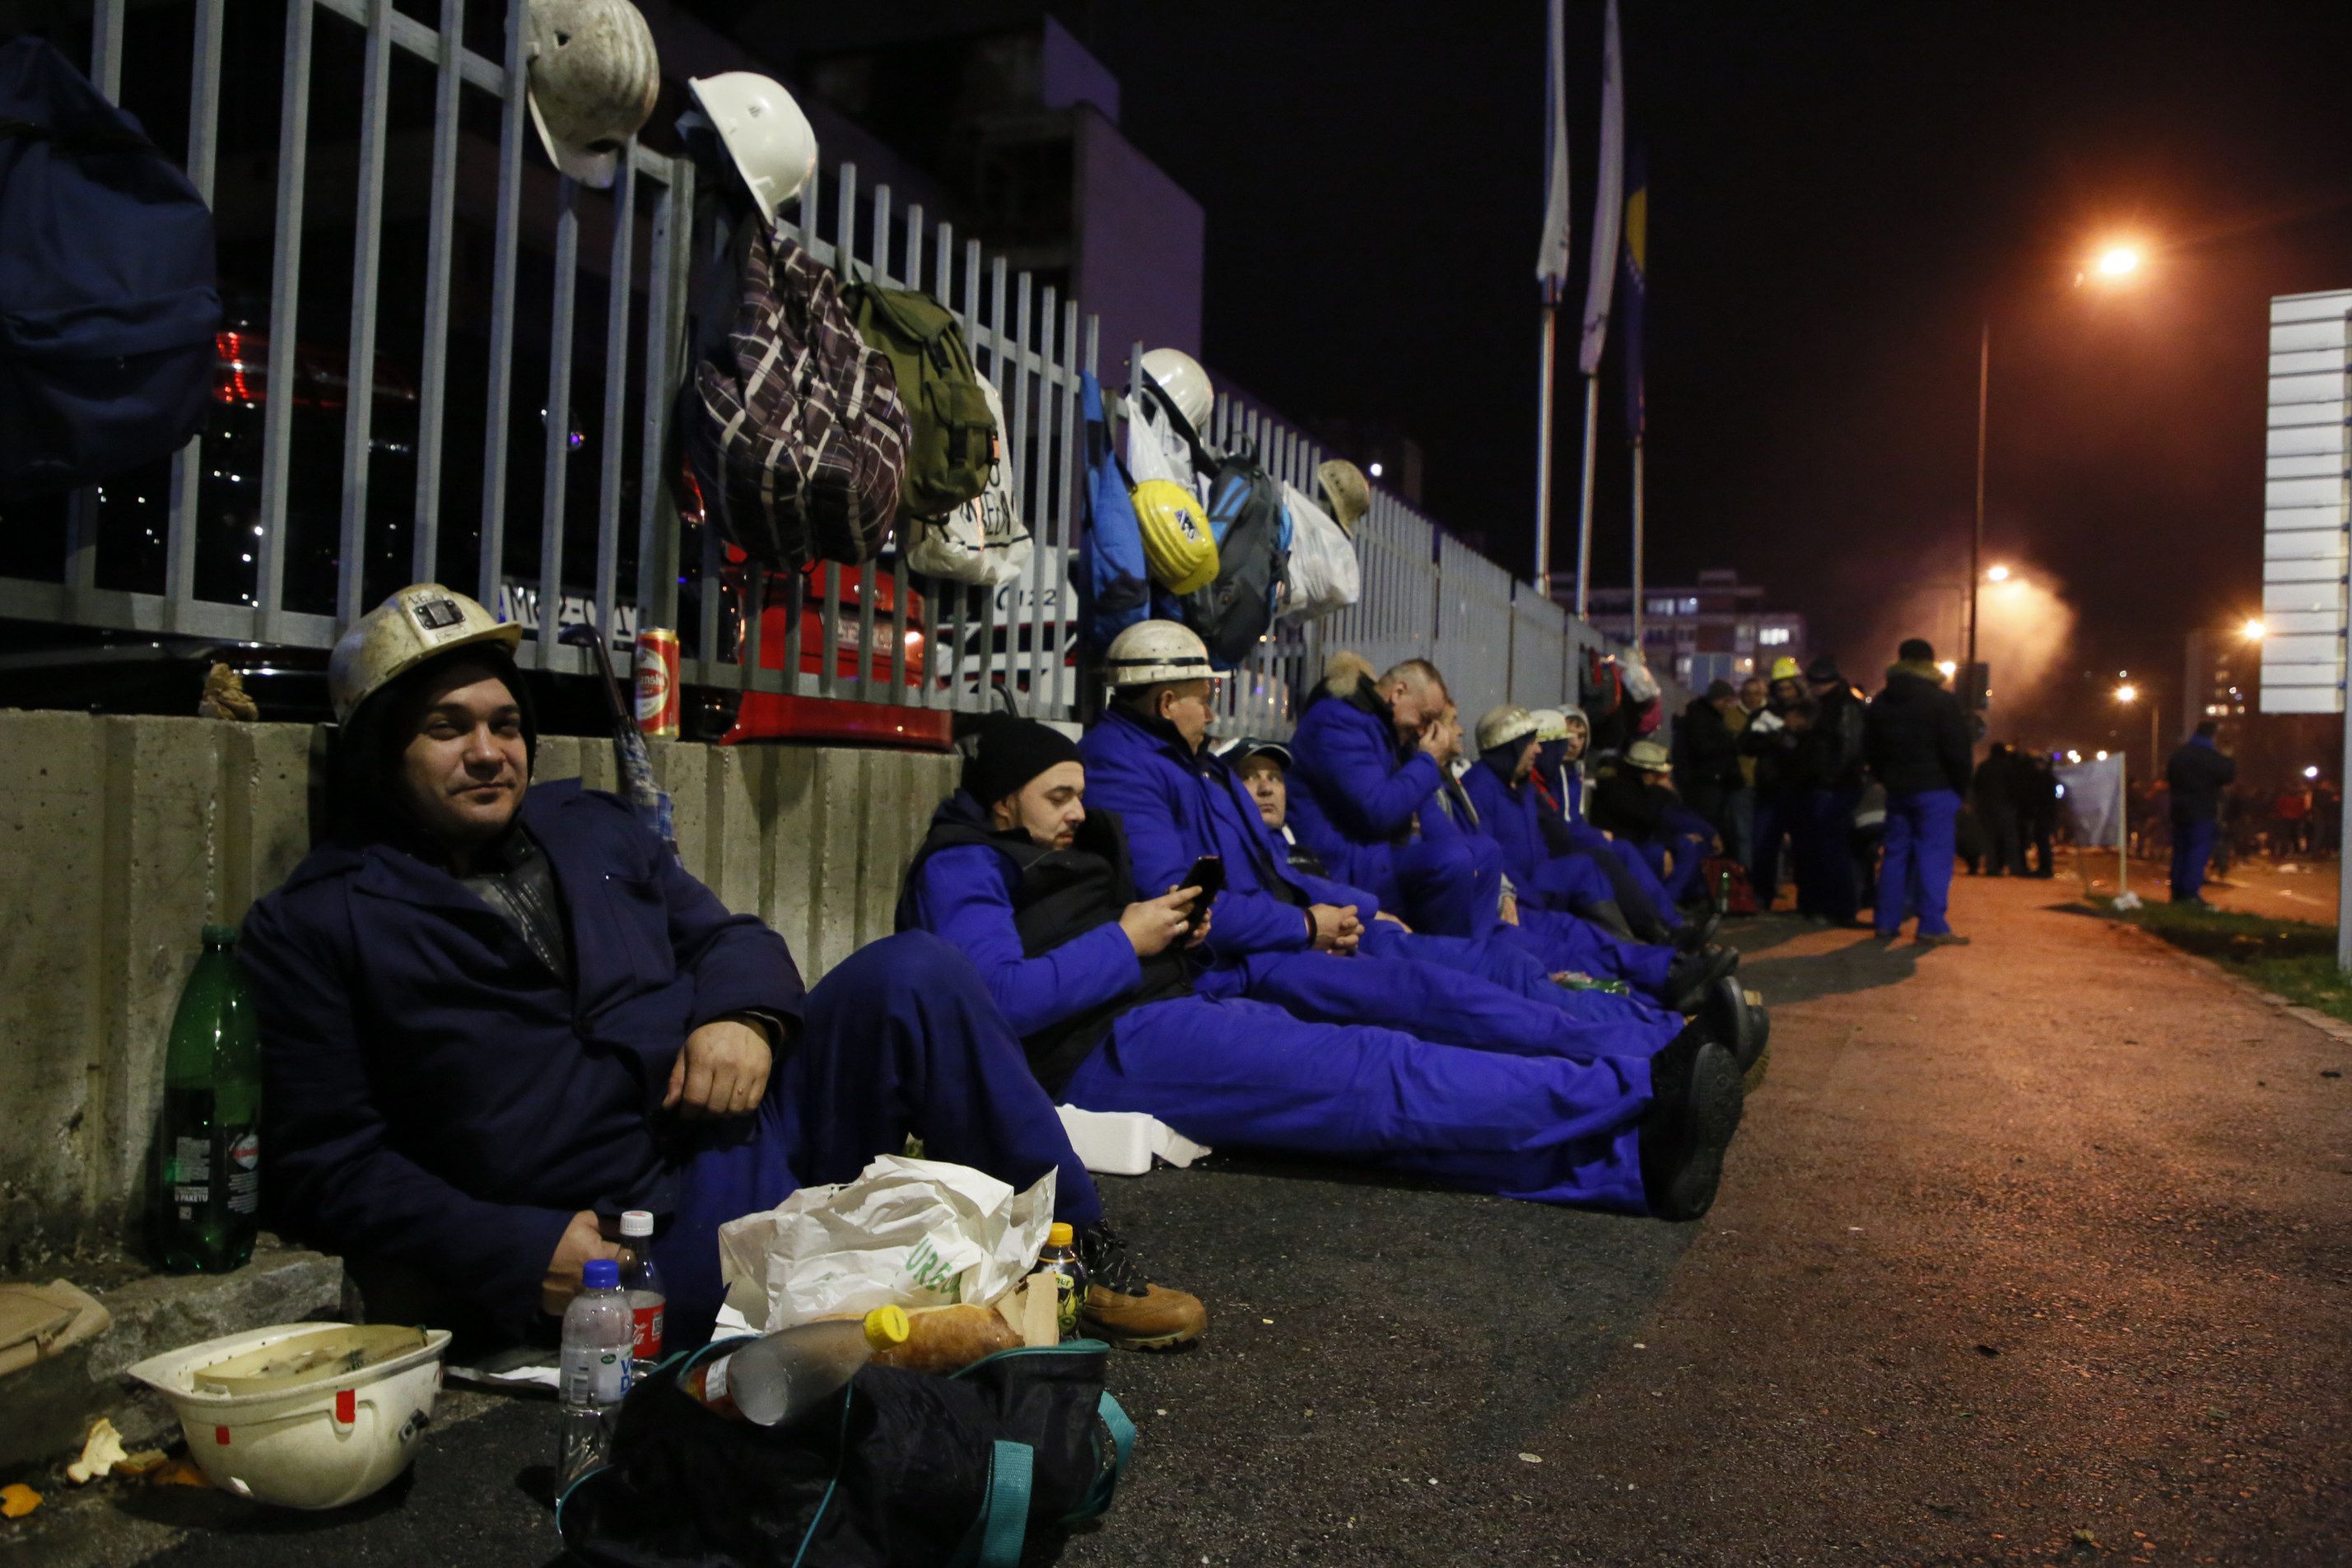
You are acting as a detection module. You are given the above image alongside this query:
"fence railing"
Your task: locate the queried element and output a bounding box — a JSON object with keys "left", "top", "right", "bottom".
{"left": 5, "top": 0, "right": 1677, "bottom": 744}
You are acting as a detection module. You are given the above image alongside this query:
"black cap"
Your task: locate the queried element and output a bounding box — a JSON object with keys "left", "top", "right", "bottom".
{"left": 1898, "top": 637, "right": 1935, "bottom": 663}
{"left": 1805, "top": 654, "right": 1842, "bottom": 683}
{"left": 963, "top": 715, "right": 1082, "bottom": 809}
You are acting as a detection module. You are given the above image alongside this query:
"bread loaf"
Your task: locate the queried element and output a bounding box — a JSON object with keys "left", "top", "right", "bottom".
{"left": 859, "top": 1305, "right": 1022, "bottom": 1375}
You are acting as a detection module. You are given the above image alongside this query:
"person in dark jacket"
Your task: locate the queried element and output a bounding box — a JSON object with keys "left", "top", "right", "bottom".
{"left": 1863, "top": 639, "right": 1974, "bottom": 944}
{"left": 2019, "top": 752, "right": 2059, "bottom": 877}
{"left": 1674, "top": 682, "right": 1746, "bottom": 838}
{"left": 1739, "top": 659, "right": 1812, "bottom": 910}
{"left": 903, "top": 719, "right": 1750, "bottom": 1221}
{"left": 1791, "top": 655, "right": 1866, "bottom": 924}
{"left": 1972, "top": 742, "right": 2028, "bottom": 875}
{"left": 240, "top": 585, "right": 1197, "bottom": 1353}
{"left": 2166, "top": 720, "right": 2238, "bottom": 905}
{"left": 1591, "top": 740, "right": 1717, "bottom": 906}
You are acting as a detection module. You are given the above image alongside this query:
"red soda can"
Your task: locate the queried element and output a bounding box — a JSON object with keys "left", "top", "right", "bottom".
{"left": 634, "top": 628, "right": 681, "bottom": 737}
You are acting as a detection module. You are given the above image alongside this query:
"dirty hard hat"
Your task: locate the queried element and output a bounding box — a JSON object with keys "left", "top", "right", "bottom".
{"left": 1131, "top": 478, "right": 1219, "bottom": 596}
{"left": 687, "top": 72, "right": 819, "bottom": 228}
{"left": 524, "top": 0, "right": 661, "bottom": 189}
{"left": 1104, "top": 620, "right": 1223, "bottom": 689}
{"left": 1314, "top": 458, "right": 1371, "bottom": 534}
{"left": 1626, "top": 739, "right": 1672, "bottom": 774}
{"left": 1530, "top": 708, "right": 1570, "bottom": 742}
{"left": 1474, "top": 704, "right": 1539, "bottom": 754}
{"left": 1140, "top": 347, "right": 1213, "bottom": 437}
{"left": 328, "top": 584, "right": 524, "bottom": 726}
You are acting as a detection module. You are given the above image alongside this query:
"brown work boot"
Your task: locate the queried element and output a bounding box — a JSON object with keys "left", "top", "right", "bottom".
{"left": 1076, "top": 1220, "right": 1206, "bottom": 1351}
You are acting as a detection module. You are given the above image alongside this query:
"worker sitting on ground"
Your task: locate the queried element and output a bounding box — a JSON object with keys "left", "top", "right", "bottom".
{"left": 900, "top": 715, "right": 1749, "bottom": 1221}
{"left": 1526, "top": 706, "right": 1705, "bottom": 948}
{"left": 240, "top": 584, "right": 1204, "bottom": 1355}
{"left": 1591, "top": 739, "right": 1719, "bottom": 908}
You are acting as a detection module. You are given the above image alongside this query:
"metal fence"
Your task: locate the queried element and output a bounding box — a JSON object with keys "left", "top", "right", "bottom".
{"left": 7, "top": 0, "right": 1671, "bottom": 742}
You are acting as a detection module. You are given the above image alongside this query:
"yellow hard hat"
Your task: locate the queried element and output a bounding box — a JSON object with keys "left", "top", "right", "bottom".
{"left": 1132, "top": 479, "right": 1218, "bottom": 596}
{"left": 1769, "top": 656, "right": 1801, "bottom": 682}
{"left": 328, "top": 584, "right": 524, "bottom": 725}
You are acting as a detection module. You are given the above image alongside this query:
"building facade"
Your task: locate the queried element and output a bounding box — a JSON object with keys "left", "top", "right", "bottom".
{"left": 1574, "top": 570, "right": 1806, "bottom": 689}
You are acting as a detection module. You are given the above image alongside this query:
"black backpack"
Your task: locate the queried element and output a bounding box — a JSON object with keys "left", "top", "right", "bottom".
{"left": 0, "top": 37, "right": 220, "bottom": 496}
{"left": 559, "top": 1338, "right": 1135, "bottom": 1568}
{"left": 1180, "top": 438, "right": 1288, "bottom": 668}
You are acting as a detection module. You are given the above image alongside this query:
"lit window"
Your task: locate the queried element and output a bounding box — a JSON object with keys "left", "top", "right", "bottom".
{"left": 1758, "top": 627, "right": 1791, "bottom": 646}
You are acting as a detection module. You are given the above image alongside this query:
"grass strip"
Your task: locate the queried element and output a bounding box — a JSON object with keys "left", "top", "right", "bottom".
{"left": 2101, "top": 896, "right": 2352, "bottom": 1023}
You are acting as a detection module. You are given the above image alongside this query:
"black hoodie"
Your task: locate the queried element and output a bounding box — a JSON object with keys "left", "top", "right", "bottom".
{"left": 1864, "top": 661, "right": 1972, "bottom": 796}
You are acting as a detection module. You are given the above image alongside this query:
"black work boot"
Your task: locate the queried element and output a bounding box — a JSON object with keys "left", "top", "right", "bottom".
{"left": 1675, "top": 903, "right": 1723, "bottom": 953}
{"left": 1076, "top": 1218, "right": 1206, "bottom": 1352}
{"left": 1640, "top": 1026, "right": 1745, "bottom": 1221}
{"left": 1662, "top": 944, "right": 1740, "bottom": 1013}
{"left": 1700, "top": 974, "right": 1767, "bottom": 1077}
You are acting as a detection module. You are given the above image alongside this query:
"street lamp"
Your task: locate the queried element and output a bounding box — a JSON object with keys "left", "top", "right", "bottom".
{"left": 2243, "top": 618, "right": 2266, "bottom": 641}
{"left": 2115, "top": 681, "right": 2158, "bottom": 779}
{"left": 1986, "top": 564, "right": 2011, "bottom": 583}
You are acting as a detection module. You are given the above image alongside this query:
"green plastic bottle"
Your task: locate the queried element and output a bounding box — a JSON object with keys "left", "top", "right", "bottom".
{"left": 153, "top": 924, "right": 262, "bottom": 1273}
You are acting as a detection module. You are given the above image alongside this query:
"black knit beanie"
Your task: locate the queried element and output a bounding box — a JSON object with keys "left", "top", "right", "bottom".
{"left": 963, "top": 715, "right": 1082, "bottom": 811}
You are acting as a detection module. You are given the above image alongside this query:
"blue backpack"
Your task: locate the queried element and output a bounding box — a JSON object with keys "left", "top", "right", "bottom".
{"left": 0, "top": 37, "right": 220, "bottom": 496}
{"left": 1075, "top": 371, "right": 1151, "bottom": 654}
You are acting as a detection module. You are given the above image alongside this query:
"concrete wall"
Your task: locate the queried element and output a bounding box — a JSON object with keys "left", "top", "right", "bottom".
{"left": 0, "top": 713, "right": 957, "bottom": 1273}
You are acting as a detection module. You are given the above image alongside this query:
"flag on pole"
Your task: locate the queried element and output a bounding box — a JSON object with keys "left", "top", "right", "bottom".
{"left": 1535, "top": 0, "right": 1572, "bottom": 302}
{"left": 1577, "top": 0, "right": 1624, "bottom": 375}
{"left": 1619, "top": 142, "right": 1647, "bottom": 442}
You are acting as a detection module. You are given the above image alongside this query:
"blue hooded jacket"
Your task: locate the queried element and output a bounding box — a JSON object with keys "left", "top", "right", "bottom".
{"left": 1283, "top": 682, "right": 1444, "bottom": 901}
{"left": 239, "top": 780, "right": 803, "bottom": 1336}
{"left": 1460, "top": 753, "right": 1555, "bottom": 891}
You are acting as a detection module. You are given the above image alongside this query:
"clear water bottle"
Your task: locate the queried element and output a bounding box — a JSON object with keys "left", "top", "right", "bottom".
{"left": 617, "top": 1210, "right": 665, "bottom": 1365}
{"left": 1031, "top": 1222, "right": 1088, "bottom": 1341}
{"left": 693, "top": 1307, "right": 910, "bottom": 1427}
{"left": 557, "top": 1258, "right": 634, "bottom": 1486}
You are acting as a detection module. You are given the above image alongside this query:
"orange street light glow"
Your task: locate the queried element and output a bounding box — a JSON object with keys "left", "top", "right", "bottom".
{"left": 1986, "top": 564, "right": 2011, "bottom": 582}
{"left": 2095, "top": 245, "right": 2141, "bottom": 277}
{"left": 2115, "top": 682, "right": 2139, "bottom": 704}
{"left": 2243, "top": 618, "right": 2266, "bottom": 640}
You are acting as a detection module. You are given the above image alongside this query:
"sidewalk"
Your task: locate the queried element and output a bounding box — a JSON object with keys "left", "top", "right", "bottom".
{"left": 13, "top": 876, "right": 2350, "bottom": 1566}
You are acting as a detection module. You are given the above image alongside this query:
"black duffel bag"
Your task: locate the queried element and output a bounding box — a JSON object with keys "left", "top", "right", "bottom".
{"left": 558, "top": 1336, "right": 1134, "bottom": 1568}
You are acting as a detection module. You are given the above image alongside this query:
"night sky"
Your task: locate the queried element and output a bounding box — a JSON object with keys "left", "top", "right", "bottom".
{"left": 1056, "top": 1, "right": 2352, "bottom": 743}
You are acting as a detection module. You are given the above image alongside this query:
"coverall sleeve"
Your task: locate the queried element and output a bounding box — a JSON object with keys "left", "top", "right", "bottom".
{"left": 1089, "top": 749, "right": 1315, "bottom": 959}
{"left": 654, "top": 841, "right": 808, "bottom": 1039}
{"left": 911, "top": 847, "right": 1143, "bottom": 1036}
{"left": 1296, "top": 714, "right": 1444, "bottom": 840}
{"left": 242, "top": 896, "right": 573, "bottom": 1340}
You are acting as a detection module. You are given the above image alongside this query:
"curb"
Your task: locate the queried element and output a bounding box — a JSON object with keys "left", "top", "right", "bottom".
{"left": 2092, "top": 906, "right": 2352, "bottom": 1049}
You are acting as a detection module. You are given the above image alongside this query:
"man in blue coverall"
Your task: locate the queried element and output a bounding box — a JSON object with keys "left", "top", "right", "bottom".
{"left": 240, "top": 584, "right": 1204, "bottom": 1352}
{"left": 1526, "top": 706, "right": 1698, "bottom": 947}
{"left": 901, "top": 715, "right": 1749, "bottom": 1221}
{"left": 1076, "top": 622, "right": 1726, "bottom": 1062}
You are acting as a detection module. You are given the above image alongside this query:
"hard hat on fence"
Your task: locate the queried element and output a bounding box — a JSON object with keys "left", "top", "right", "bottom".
{"left": 1104, "top": 620, "right": 1224, "bottom": 689}
{"left": 1474, "top": 705, "right": 1539, "bottom": 754}
{"left": 328, "top": 584, "right": 524, "bottom": 726}
{"left": 524, "top": 0, "right": 661, "bottom": 189}
{"left": 1131, "top": 479, "right": 1219, "bottom": 595}
{"left": 688, "top": 72, "right": 820, "bottom": 228}
{"left": 1315, "top": 459, "right": 1371, "bottom": 535}
{"left": 1140, "top": 348, "right": 1214, "bottom": 437}
{"left": 1530, "top": 708, "right": 1570, "bottom": 742}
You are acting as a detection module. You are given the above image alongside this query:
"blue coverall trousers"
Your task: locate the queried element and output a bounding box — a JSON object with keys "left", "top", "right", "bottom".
{"left": 2170, "top": 812, "right": 2218, "bottom": 901}
{"left": 1749, "top": 796, "right": 1794, "bottom": 910}
{"left": 1062, "top": 995, "right": 1652, "bottom": 1212}
{"left": 659, "top": 932, "right": 1101, "bottom": 1348}
{"left": 1357, "top": 921, "right": 1678, "bottom": 1032}
{"left": 1496, "top": 909, "right": 1679, "bottom": 998}
{"left": 1875, "top": 788, "right": 1961, "bottom": 938}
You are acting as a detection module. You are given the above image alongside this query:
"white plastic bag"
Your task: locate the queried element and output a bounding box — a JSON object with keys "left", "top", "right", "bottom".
{"left": 715, "top": 1156, "right": 1056, "bottom": 1332}
{"left": 1278, "top": 482, "right": 1360, "bottom": 621}
{"left": 906, "top": 378, "right": 1034, "bottom": 588}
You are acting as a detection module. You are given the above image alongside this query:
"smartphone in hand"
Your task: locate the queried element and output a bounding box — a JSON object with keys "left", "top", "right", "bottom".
{"left": 1181, "top": 854, "right": 1225, "bottom": 933}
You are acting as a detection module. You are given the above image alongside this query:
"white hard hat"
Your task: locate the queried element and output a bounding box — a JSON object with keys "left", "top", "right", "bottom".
{"left": 1529, "top": 709, "right": 1569, "bottom": 742}
{"left": 127, "top": 1322, "right": 453, "bottom": 1510}
{"left": 328, "top": 583, "right": 524, "bottom": 726}
{"left": 1474, "top": 704, "right": 1539, "bottom": 754}
{"left": 1139, "top": 347, "right": 1213, "bottom": 437}
{"left": 524, "top": 0, "right": 661, "bottom": 189}
{"left": 1104, "top": 619, "right": 1224, "bottom": 689}
{"left": 688, "top": 72, "right": 819, "bottom": 228}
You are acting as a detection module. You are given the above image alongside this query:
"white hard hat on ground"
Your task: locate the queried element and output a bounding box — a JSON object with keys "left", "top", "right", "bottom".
{"left": 1475, "top": 704, "right": 1539, "bottom": 754}
{"left": 524, "top": 0, "right": 661, "bottom": 189}
{"left": 1139, "top": 348, "right": 1213, "bottom": 437}
{"left": 1104, "top": 620, "right": 1223, "bottom": 689}
{"left": 127, "top": 1321, "right": 453, "bottom": 1510}
{"left": 688, "top": 72, "right": 819, "bottom": 228}
{"left": 328, "top": 584, "right": 524, "bottom": 726}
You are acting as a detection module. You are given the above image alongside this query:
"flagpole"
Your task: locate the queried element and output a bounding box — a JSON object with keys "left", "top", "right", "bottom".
{"left": 1574, "top": 373, "right": 1600, "bottom": 619}
{"left": 1535, "top": 300, "right": 1558, "bottom": 600}
{"left": 1629, "top": 435, "right": 1645, "bottom": 646}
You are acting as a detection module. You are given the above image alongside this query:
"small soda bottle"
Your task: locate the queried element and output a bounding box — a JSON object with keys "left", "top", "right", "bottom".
{"left": 617, "top": 1209, "right": 665, "bottom": 1365}
{"left": 1030, "top": 1222, "right": 1089, "bottom": 1341}
{"left": 557, "top": 1259, "right": 634, "bottom": 1485}
{"left": 153, "top": 924, "right": 262, "bottom": 1274}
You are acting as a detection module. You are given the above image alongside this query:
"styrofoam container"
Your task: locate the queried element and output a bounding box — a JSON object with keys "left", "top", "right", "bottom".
{"left": 126, "top": 1320, "right": 451, "bottom": 1509}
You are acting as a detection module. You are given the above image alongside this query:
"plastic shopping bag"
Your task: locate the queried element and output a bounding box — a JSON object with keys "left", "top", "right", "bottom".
{"left": 715, "top": 1156, "right": 1057, "bottom": 1332}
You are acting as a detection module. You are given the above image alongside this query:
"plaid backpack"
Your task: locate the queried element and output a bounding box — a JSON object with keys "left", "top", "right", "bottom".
{"left": 682, "top": 226, "right": 911, "bottom": 567}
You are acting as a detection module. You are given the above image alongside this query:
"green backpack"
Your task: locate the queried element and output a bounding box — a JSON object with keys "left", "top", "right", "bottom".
{"left": 839, "top": 263, "right": 996, "bottom": 520}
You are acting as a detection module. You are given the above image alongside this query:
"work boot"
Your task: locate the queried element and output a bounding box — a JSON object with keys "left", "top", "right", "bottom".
{"left": 1676, "top": 904, "right": 1723, "bottom": 953}
{"left": 1700, "top": 975, "right": 1767, "bottom": 1078}
{"left": 1076, "top": 1219, "right": 1206, "bottom": 1352}
{"left": 1740, "top": 988, "right": 1771, "bottom": 1093}
{"left": 1639, "top": 1026, "right": 1745, "bottom": 1222}
{"left": 1663, "top": 944, "right": 1740, "bottom": 1014}
{"left": 1577, "top": 897, "right": 1640, "bottom": 942}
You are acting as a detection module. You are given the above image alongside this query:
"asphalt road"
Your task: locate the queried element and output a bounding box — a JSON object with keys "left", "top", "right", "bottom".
{"left": 18, "top": 875, "right": 2351, "bottom": 1566}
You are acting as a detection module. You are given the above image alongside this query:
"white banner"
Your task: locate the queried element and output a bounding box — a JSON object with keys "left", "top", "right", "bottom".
{"left": 2056, "top": 755, "right": 2124, "bottom": 849}
{"left": 1535, "top": 0, "right": 1572, "bottom": 299}
{"left": 1577, "top": 0, "right": 1624, "bottom": 376}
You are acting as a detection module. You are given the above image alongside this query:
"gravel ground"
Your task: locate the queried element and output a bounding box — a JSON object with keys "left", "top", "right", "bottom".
{"left": 16, "top": 875, "right": 2350, "bottom": 1566}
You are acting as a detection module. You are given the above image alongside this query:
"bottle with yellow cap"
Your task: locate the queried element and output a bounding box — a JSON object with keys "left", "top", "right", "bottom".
{"left": 1029, "top": 1222, "right": 1090, "bottom": 1341}
{"left": 687, "top": 1306, "right": 911, "bottom": 1426}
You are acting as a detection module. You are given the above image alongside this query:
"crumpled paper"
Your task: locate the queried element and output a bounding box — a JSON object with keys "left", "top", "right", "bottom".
{"left": 716, "top": 1156, "right": 1056, "bottom": 1332}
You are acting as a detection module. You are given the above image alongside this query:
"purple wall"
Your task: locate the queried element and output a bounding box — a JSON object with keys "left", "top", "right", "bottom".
{"left": 1072, "top": 106, "right": 1205, "bottom": 374}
